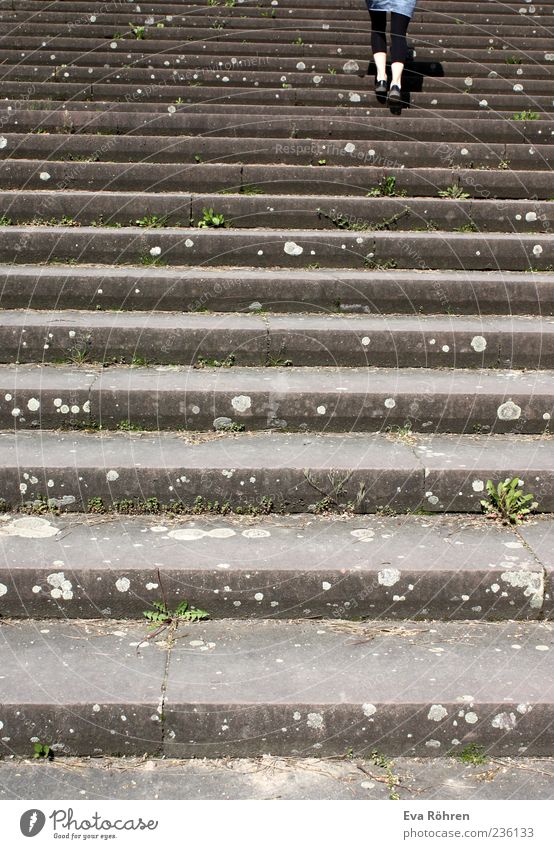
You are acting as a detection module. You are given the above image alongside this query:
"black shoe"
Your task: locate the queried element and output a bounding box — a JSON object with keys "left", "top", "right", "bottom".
{"left": 387, "top": 84, "right": 402, "bottom": 105}
{"left": 375, "top": 78, "right": 388, "bottom": 95}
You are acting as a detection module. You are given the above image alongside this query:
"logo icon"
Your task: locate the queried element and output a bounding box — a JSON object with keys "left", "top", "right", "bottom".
{"left": 20, "top": 809, "right": 46, "bottom": 837}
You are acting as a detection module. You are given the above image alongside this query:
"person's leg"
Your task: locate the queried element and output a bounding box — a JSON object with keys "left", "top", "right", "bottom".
{"left": 389, "top": 12, "right": 410, "bottom": 88}
{"left": 368, "top": 10, "right": 387, "bottom": 82}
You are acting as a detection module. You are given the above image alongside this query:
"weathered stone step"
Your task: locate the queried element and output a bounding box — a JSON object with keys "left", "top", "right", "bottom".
{"left": 0, "top": 226, "right": 551, "bottom": 270}
{"left": 0, "top": 618, "right": 552, "bottom": 757}
{"left": 5, "top": 0, "right": 553, "bottom": 13}
{"left": 2, "top": 364, "right": 554, "bottom": 434}
{"left": 1, "top": 21, "right": 550, "bottom": 54}
{"left": 6, "top": 64, "right": 554, "bottom": 97}
{"left": 4, "top": 311, "right": 554, "bottom": 369}
{"left": 2, "top": 133, "right": 553, "bottom": 172}
{"left": 0, "top": 191, "right": 552, "bottom": 233}
{"left": 2, "top": 755, "right": 554, "bottom": 801}
{"left": 0, "top": 79, "right": 550, "bottom": 111}
{"left": 4, "top": 107, "right": 549, "bottom": 146}
{"left": 4, "top": 162, "right": 552, "bottom": 201}
{"left": 0, "top": 429, "right": 553, "bottom": 514}
{"left": 2, "top": 50, "right": 550, "bottom": 80}
{"left": 3, "top": 4, "right": 549, "bottom": 26}
{"left": 0, "top": 513, "right": 549, "bottom": 621}
{"left": 6, "top": 35, "right": 553, "bottom": 68}
{"left": 1, "top": 265, "right": 553, "bottom": 316}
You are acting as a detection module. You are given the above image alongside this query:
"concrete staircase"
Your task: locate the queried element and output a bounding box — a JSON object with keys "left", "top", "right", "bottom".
{"left": 0, "top": 0, "right": 553, "bottom": 793}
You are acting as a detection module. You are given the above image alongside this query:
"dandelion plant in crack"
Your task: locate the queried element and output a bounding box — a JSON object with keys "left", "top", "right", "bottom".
{"left": 480, "top": 477, "right": 537, "bottom": 525}
{"left": 139, "top": 570, "right": 208, "bottom": 650}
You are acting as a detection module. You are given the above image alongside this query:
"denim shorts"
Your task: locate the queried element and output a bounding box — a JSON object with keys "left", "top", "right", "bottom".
{"left": 366, "top": 0, "right": 417, "bottom": 18}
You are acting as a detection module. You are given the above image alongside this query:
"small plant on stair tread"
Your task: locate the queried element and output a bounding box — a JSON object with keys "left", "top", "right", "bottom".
{"left": 197, "top": 208, "right": 226, "bottom": 228}
{"left": 129, "top": 23, "right": 146, "bottom": 39}
{"left": 480, "top": 477, "right": 537, "bottom": 525}
{"left": 33, "top": 741, "right": 53, "bottom": 760}
{"left": 367, "top": 176, "right": 405, "bottom": 198}
{"left": 438, "top": 184, "right": 470, "bottom": 199}
{"left": 194, "top": 353, "right": 236, "bottom": 368}
{"left": 452, "top": 743, "right": 488, "bottom": 765}
{"left": 140, "top": 569, "right": 208, "bottom": 649}
{"left": 135, "top": 214, "right": 168, "bottom": 228}
{"left": 368, "top": 751, "right": 401, "bottom": 800}
{"left": 513, "top": 111, "right": 539, "bottom": 121}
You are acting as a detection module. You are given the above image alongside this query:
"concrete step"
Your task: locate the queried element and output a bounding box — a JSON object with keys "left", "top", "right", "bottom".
{"left": 1, "top": 265, "right": 553, "bottom": 315}
{"left": 6, "top": 64, "right": 554, "bottom": 98}
{"left": 5, "top": 37, "right": 554, "bottom": 70}
{"left": 2, "top": 363, "right": 554, "bottom": 434}
{"left": 4, "top": 311, "right": 554, "bottom": 369}
{"left": 2, "top": 754, "right": 553, "bottom": 800}
{"left": 4, "top": 133, "right": 553, "bottom": 172}
{"left": 0, "top": 225, "right": 551, "bottom": 270}
{"left": 0, "top": 429, "right": 553, "bottom": 514}
{"left": 2, "top": 161, "right": 552, "bottom": 200}
{"left": 3, "top": 4, "right": 551, "bottom": 26}
{"left": 0, "top": 512, "right": 550, "bottom": 620}
{"left": 0, "top": 618, "right": 552, "bottom": 757}
{"left": 3, "top": 107, "right": 550, "bottom": 146}
{"left": 1, "top": 22, "right": 551, "bottom": 52}
{"left": 0, "top": 191, "right": 553, "bottom": 233}
{"left": 1, "top": 50, "right": 551, "bottom": 81}
{"left": 0, "top": 79, "right": 551, "bottom": 111}
{"left": 5, "top": 0, "right": 554, "bottom": 13}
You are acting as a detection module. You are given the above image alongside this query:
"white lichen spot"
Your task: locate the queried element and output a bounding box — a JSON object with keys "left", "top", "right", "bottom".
{"left": 39, "top": 171, "right": 51, "bottom": 181}
{"left": 465, "top": 712, "right": 479, "bottom": 724}
{"left": 242, "top": 528, "right": 271, "bottom": 538}
{"left": 106, "top": 470, "right": 119, "bottom": 482}
{"left": 428, "top": 704, "right": 448, "bottom": 722}
{"left": 497, "top": 400, "right": 522, "bottom": 421}
{"left": 115, "top": 577, "right": 130, "bottom": 592}
{"left": 284, "top": 241, "right": 303, "bottom": 256}
{"left": 470, "top": 335, "right": 487, "bottom": 352}
{"left": 384, "top": 398, "right": 396, "bottom": 409}
{"left": 254, "top": 592, "right": 264, "bottom": 602}
{"left": 362, "top": 703, "right": 377, "bottom": 717}
{"left": 426, "top": 740, "right": 441, "bottom": 748}
{"left": 149, "top": 246, "right": 161, "bottom": 257}
{"left": 317, "top": 405, "right": 326, "bottom": 415}
{"left": 47, "top": 572, "right": 73, "bottom": 600}
{"left": 307, "top": 712, "right": 324, "bottom": 730}
{"left": 501, "top": 570, "right": 543, "bottom": 609}
{"left": 321, "top": 581, "right": 331, "bottom": 591}
{"left": 231, "top": 395, "right": 251, "bottom": 413}
{"left": 492, "top": 712, "right": 517, "bottom": 731}
{"left": 0, "top": 516, "right": 58, "bottom": 538}
{"left": 472, "top": 479, "right": 485, "bottom": 492}
{"left": 378, "top": 568, "right": 401, "bottom": 587}
{"left": 533, "top": 245, "right": 543, "bottom": 256}
{"left": 0, "top": 584, "right": 7, "bottom": 597}
{"left": 293, "top": 711, "right": 302, "bottom": 721}
{"left": 27, "top": 398, "right": 40, "bottom": 412}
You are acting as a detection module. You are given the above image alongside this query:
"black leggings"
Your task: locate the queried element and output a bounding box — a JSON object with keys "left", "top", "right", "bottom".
{"left": 369, "top": 11, "right": 410, "bottom": 65}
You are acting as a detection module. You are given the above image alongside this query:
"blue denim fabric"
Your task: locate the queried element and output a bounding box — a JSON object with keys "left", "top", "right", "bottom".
{"left": 366, "top": 0, "right": 416, "bottom": 18}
